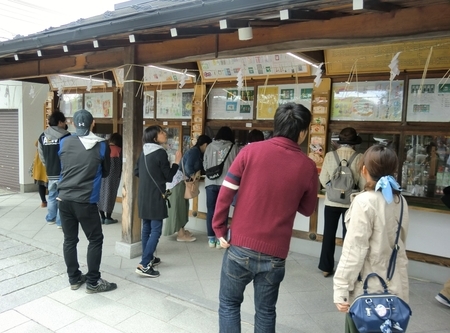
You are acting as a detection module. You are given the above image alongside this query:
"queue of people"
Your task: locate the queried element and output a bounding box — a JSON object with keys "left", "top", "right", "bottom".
{"left": 33, "top": 105, "right": 448, "bottom": 332}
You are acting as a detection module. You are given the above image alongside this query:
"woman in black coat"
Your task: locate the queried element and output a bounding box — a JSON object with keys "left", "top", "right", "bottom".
{"left": 134, "top": 125, "right": 181, "bottom": 278}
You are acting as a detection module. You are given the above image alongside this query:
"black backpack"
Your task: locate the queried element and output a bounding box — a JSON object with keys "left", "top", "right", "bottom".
{"left": 326, "top": 151, "right": 358, "bottom": 204}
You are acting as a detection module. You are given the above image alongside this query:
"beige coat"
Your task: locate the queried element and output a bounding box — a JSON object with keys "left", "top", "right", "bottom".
{"left": 319, "top": 146, "right": 366, "bottom": 208}
{"left": 333, "top": 191, "right": 409, "bottom": 304}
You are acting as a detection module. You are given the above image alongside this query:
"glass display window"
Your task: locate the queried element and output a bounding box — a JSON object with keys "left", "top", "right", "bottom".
{"left": 402, "top": 135, "right": 450, "bottom": 197}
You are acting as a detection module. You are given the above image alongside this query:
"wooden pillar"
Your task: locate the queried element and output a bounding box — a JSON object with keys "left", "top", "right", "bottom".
{"left": 116, "top": 45, "right": 143, "bottom": 258}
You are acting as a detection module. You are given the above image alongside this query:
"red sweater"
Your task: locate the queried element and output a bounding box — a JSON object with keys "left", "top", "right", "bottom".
{"left": 212, "top": 137, "right": 318, "bottom": 259}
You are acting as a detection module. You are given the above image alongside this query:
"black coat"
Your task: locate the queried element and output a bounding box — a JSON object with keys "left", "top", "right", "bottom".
{"left": 135, "top": 148, "right": 179, "bottom": 220}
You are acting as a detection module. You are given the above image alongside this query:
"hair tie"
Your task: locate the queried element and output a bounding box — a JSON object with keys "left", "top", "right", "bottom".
{"left": 375, "top": 176, "right": 402, "bottom": 204}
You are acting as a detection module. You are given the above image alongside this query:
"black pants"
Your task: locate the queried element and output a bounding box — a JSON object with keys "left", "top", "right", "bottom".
{"left": 318, "top": 205, "right": 348, "bottom": 273}
{"left": 59, "top": 200, "right": 104, "bottom": 285}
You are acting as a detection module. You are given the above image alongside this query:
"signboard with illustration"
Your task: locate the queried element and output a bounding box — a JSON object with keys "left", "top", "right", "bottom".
{"left": 407, "top": 78, "right": 450, "bottom": 122}
{"left": 207, "top": 87, "right": 254, "bottom": 119}
{"left": 157, "top": 89, "right": 194, "bottom": 119}
{"left": 256, "top": 83, "right": 313, "bottom": 119}
{"left": 199, "top": 54, "right": 310, "bottom": 82}
{"left": 84, "top": 92, "right": 113, "bottom": 118}
{"left": 331, "top": 80, "right": 404, "bottom": 121}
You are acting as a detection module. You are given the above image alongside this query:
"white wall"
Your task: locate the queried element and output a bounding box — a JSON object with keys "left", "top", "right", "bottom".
{"left": 187, "top": 184, "right": 450, "bottom": 283}
{"left": 1, "top": 81, "right": 52, "bottom": 191}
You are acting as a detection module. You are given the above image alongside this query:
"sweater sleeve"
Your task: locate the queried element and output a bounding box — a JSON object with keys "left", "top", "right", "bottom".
{"left": 297, "top": 169, "right": 319, "bottom": 217}
{"left": 212, "top": 154, "right": 242, "bottom": 238}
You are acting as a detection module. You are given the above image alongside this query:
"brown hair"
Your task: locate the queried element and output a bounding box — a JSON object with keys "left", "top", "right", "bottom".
{"left": 360, "top": 145, "right": 399, "bottom": 194}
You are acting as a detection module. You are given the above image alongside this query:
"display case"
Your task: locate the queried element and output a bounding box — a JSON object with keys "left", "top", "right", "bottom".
{"left": 402, "top": 135, "right": 450, "bottom": 197}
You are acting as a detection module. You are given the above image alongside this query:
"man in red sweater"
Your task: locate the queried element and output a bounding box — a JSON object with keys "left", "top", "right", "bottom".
{"left": 213, "top": 102, "right": 318, "bottom": 333}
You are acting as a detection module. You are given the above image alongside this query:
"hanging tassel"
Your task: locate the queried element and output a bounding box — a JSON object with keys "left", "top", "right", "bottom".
{"left": 418, "top": 46, "right": 433, "bottom": 95}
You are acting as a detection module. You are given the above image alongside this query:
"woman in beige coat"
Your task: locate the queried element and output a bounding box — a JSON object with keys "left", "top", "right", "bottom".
{"left": 333, "top": 145, "right": 409, "bottom": 333}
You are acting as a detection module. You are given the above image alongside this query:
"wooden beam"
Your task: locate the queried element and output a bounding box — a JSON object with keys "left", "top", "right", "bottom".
{"left": 0, "top": 4, "right": 450, "bottom": 80}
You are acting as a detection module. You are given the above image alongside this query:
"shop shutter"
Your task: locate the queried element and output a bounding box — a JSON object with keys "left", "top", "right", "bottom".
{"left": 0, "top": 109, "right": 19, "bottom": 191}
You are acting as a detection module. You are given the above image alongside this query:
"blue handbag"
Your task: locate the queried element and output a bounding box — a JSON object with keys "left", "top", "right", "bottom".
{"left": 349, "top": 273, "right": 412, "bottom": 333}
{"left": 349, "top": 197, "right": 412, "bottom": 333}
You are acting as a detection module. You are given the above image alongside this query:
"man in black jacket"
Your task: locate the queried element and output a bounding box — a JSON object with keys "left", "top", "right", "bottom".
{"left": 38, "top": 111, "right": 70, "bottom": 228}
{"left": 58, "top": 109, "right": 116, "bottom": 293}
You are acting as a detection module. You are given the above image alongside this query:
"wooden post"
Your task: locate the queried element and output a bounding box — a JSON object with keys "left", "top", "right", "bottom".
{"left": 119, "top": 45, "right": 143, "bottom": 256}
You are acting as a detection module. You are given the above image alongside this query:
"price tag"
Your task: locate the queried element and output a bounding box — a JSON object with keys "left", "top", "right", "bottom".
{"left": 245, "top": 123, "right": 252, "bottom": 128}
{"left": 182, "top": 121, "right": 187, "bottom": 126}
{"left": 163, "top": 121, "right": 168, "bottom": 125}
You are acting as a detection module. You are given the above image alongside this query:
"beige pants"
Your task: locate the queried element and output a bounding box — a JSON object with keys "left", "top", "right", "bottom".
{"left": 440, "top": 278, "right": 450, "bottom": 299}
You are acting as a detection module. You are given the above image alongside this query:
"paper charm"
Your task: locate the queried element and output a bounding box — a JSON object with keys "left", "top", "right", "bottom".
{"left": 86, "top": 76, "right": 93, "bottom": 92}
{"left": 314, "top": 63, "right": 324, "bottom": 87}
{"left": 388, "top": 52, "right": 401, "bottom": 81}
{"left": 4, "top": 86, "right": 9, "bottom": 98}
{"left": 236, "top": 69, "right": 243, "bottom": 89}
{"left": 29, "top": 85, "right": 35, "bottom": 98}
{"left": 57, "top": 86, "right": 63, "bottom": 97}
{"left": 179, "top": 69, "right": 187, "bottom": 89}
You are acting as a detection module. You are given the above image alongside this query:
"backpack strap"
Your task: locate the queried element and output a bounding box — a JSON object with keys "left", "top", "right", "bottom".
{"left": 347, "top": 151, "right": 358, "bottom": 167}
{"left": 332, "top": 150, "right": 341, "bottom": 166}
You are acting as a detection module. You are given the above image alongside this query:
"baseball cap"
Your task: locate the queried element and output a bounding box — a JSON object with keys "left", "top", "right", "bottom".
{"left": 73, "top": 109, "right": 93, "bottom": 136}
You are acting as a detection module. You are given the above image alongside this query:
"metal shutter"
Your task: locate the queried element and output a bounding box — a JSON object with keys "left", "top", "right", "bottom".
{"left": 0, "top": 109, "right": 19, "bottom": 191}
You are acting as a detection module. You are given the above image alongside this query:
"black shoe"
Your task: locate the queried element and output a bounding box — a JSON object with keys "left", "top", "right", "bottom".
{"left": 135, "top": 264, "right": 160, "bottom": 277}
{"left": 104, "top": 218, "right": 118, "bottom": 225}
{"left": 150, "top": 256, "right": 161, "bottom": 266}
{"left": 70, "top": 274, "right": 86, "bottom": 290}
{"left": 86, "top": 278, "right": 117, "bottom": 294}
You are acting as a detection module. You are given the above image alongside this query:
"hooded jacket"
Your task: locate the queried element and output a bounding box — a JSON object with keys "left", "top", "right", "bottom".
{"left": 38, "top": 126, "right": 71, "bottom": 180}
{"left": 203, "top": 139, "right": 238, "bottom": 187}
{"left": 134, "top": 143, "right": 179, "bottom": 220}
{"left": 57, "top": 133, "right": 110, "bottom": 204}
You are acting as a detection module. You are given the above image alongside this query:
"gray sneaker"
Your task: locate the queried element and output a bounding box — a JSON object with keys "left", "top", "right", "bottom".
{"left": 86, "top": 278, "right": 117, "bottom": 294}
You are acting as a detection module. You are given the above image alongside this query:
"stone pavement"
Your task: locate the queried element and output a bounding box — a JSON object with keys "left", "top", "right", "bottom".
{"left": 0, "top": 190, "right": 449, "bottom": 333}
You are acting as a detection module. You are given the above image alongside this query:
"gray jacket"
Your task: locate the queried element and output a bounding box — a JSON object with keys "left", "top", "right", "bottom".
{"left": 203, "top": 140, "right": 238, "bottom": 187}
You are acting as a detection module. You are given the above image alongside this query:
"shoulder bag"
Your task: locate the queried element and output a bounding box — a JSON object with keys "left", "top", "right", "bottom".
{"left": 205, "top": 143, "right": 234, "bottom": 180}
{"left": 181, "top": 157, "right": 201, "bottom": 199}
{"left": 349, "top": 197, "right": 412, "bottom": 333}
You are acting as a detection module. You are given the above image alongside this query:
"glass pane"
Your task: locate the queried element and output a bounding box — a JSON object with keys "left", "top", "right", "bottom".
{"left": 402, "top": 135, "right": 450, "bottom": 197}
{"left": 164, "top": 127, "right": 180, "bottom": 165}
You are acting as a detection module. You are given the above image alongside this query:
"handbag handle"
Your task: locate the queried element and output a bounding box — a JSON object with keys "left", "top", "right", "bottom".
{"left": 363, "top": 273, "right": 389, "bottom": 294}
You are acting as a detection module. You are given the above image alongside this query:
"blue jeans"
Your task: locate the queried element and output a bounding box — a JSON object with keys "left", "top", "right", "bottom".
{"left": 219, "top": 245, "right": 286, "bottom": 333}
{"left": 46, "top": 179, "right": 61, "bottom": 226}
{"left": 206, "top": 185, "right": 222, "bottom": 237}
{"left": 140, "top": 219, "right": 162, "bottom": 267}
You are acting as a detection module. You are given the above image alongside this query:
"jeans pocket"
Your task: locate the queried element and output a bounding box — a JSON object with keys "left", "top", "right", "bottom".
{"left": 225, "top": 249, "right": 251, "bottom": 280}
{"left": 266, "top": 258, "right": 286, "bottom": 285}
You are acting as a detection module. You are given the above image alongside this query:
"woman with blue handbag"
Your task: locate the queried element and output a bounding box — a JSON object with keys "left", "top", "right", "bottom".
{"left": 333, "top": 145, "right": 410, "bottom": 333}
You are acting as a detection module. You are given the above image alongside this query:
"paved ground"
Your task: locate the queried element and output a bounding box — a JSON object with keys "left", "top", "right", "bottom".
{"left": 0, "top": 190, "right": 449, "bottom": 332}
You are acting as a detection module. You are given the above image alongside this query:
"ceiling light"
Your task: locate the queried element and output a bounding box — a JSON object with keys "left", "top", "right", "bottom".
{"left": 353, "top": 0, "right": 364, "bottom": 10}
{"left": 148, "top": 65, "right": 195, "bottom": 78}
{"left": 63, "top": 45, "right": 68, "bottom": 52}
{"left": 170, "top": 28, "right": 178, "bottom": 37}
{"left": 59, "top": 74, "right": 111, "bottom": 84}
{"left": 129, "top": 34, "right": 135, "bottom": 43}
{"left": 238, "top": 27, "right": 253, "bottom": 41}
{"left": 14, "top": 54, "right": 19, "bottom": 61}
{"left": 37, "top": 50, "right": 42, "bottom": 57}
{"left": 280, "top": 9, "right": 290, "bottom": 20}
{"left": 219, "top": 19, "right": 228, "bottom": 29}
{"left": 93, "top": 40, "right": 99, "bottom": 48}
{"left": 286, "top": 52, "right": 320, "bottom": 69}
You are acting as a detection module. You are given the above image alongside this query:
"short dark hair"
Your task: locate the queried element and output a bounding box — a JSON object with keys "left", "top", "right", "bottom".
{"left": 195, "top": 134, "right": 212, "bottom": 147}
{"left": 248, "top": 129, "right": 264, "bottom": 143}
{"left": 215, "top": 126, "right": 234, "bottom": 142}
{"left": 109, "top": 133, "right": 123, "bottom": 148}
{"left": 273, "top": 103, "right": 311, "bottom": 142}
{"left": 48, "top": 111, "right": 66, "bottom": 127}
{"left": 143, "top": 125, "right": 164, "bottom": 144}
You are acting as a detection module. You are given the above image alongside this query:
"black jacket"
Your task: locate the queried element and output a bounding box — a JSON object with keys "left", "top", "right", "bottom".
{"left": 38, "top": 126, "right": 71, "bottom": 180}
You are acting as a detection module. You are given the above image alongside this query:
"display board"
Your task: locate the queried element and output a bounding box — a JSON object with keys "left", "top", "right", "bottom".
{"left": 199, "top": 54, "right": 310, "bottom": 82}
{"left": 143, "top": 91, "right": 155, "bottom": 118}
{"left": 60, "top": 94, "right": 83, "bottom": 116}
{"left": 331, "top": 80, "right": 404, "bottom": 121}
{"left": 406, "top": 78, "right": 450, "bottom": 122}
{"left": 207, "top": 87, "right": 254, "bottom": 120}
{"left": 157, "top": 89, "right": 194, "bottom": 119}
{"left": 84, "top": 92, "right": 113, "bottom": 118}
{"left": 325, "top": 38, "right": 450, "bottom": 75}
{"left": 256, "top": 83, "right": 313, "bottom": 120}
